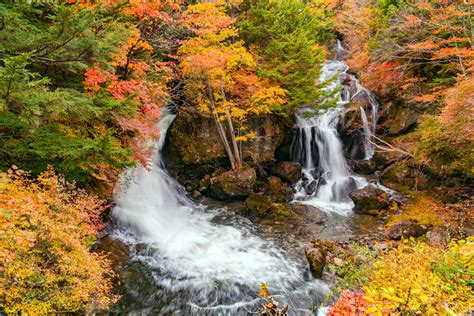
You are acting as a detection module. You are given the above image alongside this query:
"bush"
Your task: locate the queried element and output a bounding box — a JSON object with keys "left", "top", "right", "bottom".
{"left": 363, "top": 240, "right": 473, "bottom": 314}
{"left": 329, "top": 239, "right": 474, "bottom": 315}
{"left": 0, "top": 167, "right": 116, "bottom": 314}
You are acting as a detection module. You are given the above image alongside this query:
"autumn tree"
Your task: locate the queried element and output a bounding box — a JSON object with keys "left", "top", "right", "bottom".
{"left": 0, "top": 167, "right": 116, "bottom": 313}
{"left": 0, "top": 1, "right": 180, "bottom": 190}
{"left": 179, "top": 1, "right": 287, "bottom": 170}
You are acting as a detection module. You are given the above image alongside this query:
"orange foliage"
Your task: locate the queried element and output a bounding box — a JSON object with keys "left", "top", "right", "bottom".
{"left": 327, "top": 290, "right": 374, "bottom": 315}
{"left": 337, "top": 0, "right": 472, "bottom": 102}
{"left": 80, "top": 1, "right": 179, "bottom": 166}
{"left": 439, "top": 75, "right": 474, "bottom": 141}
{"left": 0, "top": 167, "right": 116, "bottom": 313}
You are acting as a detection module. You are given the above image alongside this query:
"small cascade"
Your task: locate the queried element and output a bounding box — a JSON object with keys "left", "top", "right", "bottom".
{"left": 351, "top": 83, "right": 379, "bottom": 159}
{"left": 291, "top": 40, "right": 382, "bottom": 214}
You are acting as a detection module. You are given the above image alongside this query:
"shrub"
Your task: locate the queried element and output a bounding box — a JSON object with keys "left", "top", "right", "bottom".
{"left": 0, "top": 167, "right": 116, "bottom": 314}
{"left": 362, "top": 240, "right": 473, "bottom": 314}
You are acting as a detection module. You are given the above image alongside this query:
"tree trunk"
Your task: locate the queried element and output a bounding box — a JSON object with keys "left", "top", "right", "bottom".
{"left": 221, "top": 87, "right": 241, "bottom": 168}
{"left": 206, "top": 82, "right": 237, "bottom": 169}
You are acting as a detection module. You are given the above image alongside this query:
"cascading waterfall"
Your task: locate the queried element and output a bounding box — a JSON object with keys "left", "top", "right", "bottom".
{"left": 291, "top": 40, "right": 380, "bottom": 214}
{"left": 111, "top": 109, "right": 328, "bottom": 315}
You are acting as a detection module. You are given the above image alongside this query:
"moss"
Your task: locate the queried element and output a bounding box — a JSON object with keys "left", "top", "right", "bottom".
{"left": 387, "top": 195, "right": 444, "bottom": 228}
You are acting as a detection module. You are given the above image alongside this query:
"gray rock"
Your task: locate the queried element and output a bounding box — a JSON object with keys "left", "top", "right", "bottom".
{"left": 426, "top": 227, "right": 450, "bottom": 247}
{"left": 292, "top": 204, "right": 327, "bottom": 225}
{"left": 349, "top": 185, "right": 390, "bottom": 215}
{"left": 388, "top": 220, "right": 427, "bottom": 240}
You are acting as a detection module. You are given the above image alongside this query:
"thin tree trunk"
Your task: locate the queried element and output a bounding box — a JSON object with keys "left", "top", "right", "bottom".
{"left": 238, "top": 127, "right": 243, "bottom": 163}
{"left": 221, "top": 87, "right": 241, "bottom": 168}
{"left": 206, "top": 82, "right": 236, "bottom": 169}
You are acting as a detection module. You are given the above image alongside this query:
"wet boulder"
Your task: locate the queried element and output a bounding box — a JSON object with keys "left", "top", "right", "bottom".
{"left": 331, "top": 177, "right": 359, "bottom": 202}
{"left": 265, "top": 176, "right": 294, "bottom": 202}
{"left": 305, "top": 240, "right": 327, "bottom": 278}
{"left": 349, "top": 185, "right": 390, "bottom": 215}
{"left": 209, "top": 168, "right": 256, "bottom": 200}
{"left": 305, "top": 180, "right": 318, "bottom": 195}
{"left": 271, "top": 161, "right": 302, "bottom": 183}
{"left": 387, "top": 220, "right": 427, "bottom": 240}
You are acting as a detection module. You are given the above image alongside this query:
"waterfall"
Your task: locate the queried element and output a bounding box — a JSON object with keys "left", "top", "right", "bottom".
{"left": 352, "top": 84, "right": 379, "bottom": 160}
{"left": 291, "top": 41, "right": 376, "bottom": 214}
{"left": 111, "top": 109, "right": 328, "bottom": 314}
{"left": 360, "top": 106, "right": 374, "bottom": 159}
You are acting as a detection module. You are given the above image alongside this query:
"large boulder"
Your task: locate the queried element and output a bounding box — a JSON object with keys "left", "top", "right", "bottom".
{"left": 209, "top": 168, "right": 256, "bottom": 200}
{"left": 387, "top": 220, "right": 428, "bottom": 240}
{"left": 164, "top": 108, "right": 287, "bottom": 170}
{"left": 380, "top": 160, "right": 429, "bottom": 193}
{"left": 349, "top": 185, "right": 390, "bottom": 215}
{"left": 271, "top": 161, "right": 302, "bottom": 183}
{"left": 305, "top": 241, "right": 327, "bottom": 278}
{"left": 245, "top": 193, "right": 291, "bottom": 219}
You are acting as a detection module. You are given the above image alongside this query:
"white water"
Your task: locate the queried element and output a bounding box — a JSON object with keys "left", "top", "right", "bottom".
{"left": 360, "top": 106, "right": 374, "bottom": 159}
{"left": 291, "top": 41, "right": 378, "bottom": 214}
{"left": 111, "top": 110, "right": 328, "bottom": 314}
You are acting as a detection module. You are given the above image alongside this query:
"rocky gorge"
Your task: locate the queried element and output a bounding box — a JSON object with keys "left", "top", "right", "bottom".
{"left": 102, "top": 44, "right": 472, "bottom": 315}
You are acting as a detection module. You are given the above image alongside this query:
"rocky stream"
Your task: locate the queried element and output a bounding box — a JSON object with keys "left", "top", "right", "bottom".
{"left": 98, "top": 42, "right": 414, "bottom": 315}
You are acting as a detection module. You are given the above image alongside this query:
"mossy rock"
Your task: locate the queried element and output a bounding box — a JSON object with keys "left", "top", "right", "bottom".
{"left": 209, "top": 168, "right": 257, "bottom": 200}
{"left": 245, "top": 193, "right": 291, "bottom": 219}
{"left": 265, "top": 176, "right": 294, "bottom": 202}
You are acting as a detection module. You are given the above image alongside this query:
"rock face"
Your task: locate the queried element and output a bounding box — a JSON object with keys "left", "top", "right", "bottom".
{"left": 379, "top": 101, "right": 420, "bottom": 136}
{"left": 349, "top": 185, "right": 390, "bottom": 215}
{"left": 209, "top": 168, "right": 256, "bottom": 200}
{"left": 387, "top": 220, "right": 427, "bottom": 240}
{"left": 165, "top": 108, "right": 287, "bottom": 171}
{"left": 305, "top": 241, "right": 327, "bottom": 278}
{"left": 338, "top": 107, "right": 367, "bottom": 160}
{"left": 271, "top": 161, "right": 302, "bottom": 183}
